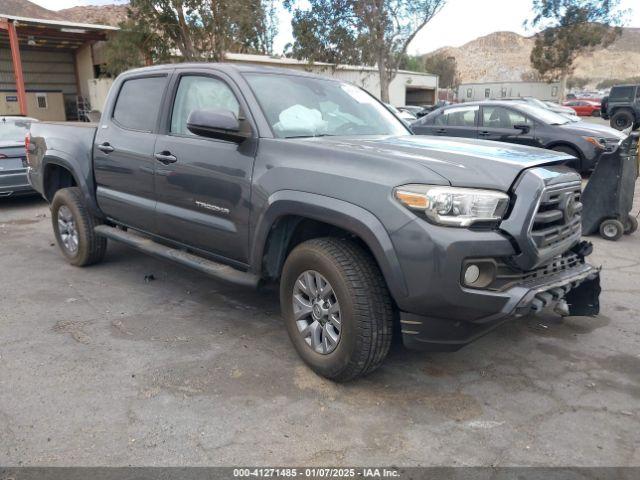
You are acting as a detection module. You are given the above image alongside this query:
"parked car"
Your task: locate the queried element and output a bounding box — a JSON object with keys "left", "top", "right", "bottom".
{"left": 28, "top": 64, "right": 601, "bottom": 381}
{"left": 563, "top": 100, "right": 601, "bottom": 117}
{"left": 1, "top": 116, "right": 38, "bottom": 198}
{"left": 600, "top": 84, "right": 640, "bottom": 131}
{"left": 398, "top": 105, "right": 428, "bottom": 118}
{"left": 412, "top": 101, "right": 625, "bottom": 173}
{"left": 499, "top": 97, "right": 579, "bottom": 121}
{"left": 385, "top": 103, "right": 417, "bottom": 122}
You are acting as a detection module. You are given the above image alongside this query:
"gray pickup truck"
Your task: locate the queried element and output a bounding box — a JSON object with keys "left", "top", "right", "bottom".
{"left": 27, "top": 64, "right": 601, "bottom": 381}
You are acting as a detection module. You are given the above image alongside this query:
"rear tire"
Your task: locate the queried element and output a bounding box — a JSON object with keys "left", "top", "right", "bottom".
{"left": 551, "top": 145, "right": 581, "bottom": 172}
{"left": 625, "top": 215, "right": 638, "bottom": 234}
{"left": 610, "top": 109, "right": 634, "bottom": 131}
{"left": 51, "top": 187, "right": 107, "bottom": 266}
{"left": 591, "top": 109, "right": 600, "bottom": 117}
{"left": 599, "top": 219, "right": 624, "bottom": 241}
{"left": 280, "top": 237, "right": 394, "bottom": 382}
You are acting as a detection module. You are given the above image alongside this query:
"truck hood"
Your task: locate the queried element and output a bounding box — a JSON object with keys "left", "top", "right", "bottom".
{"left": 304, "top": 135, "right": 574, "bottom": 191}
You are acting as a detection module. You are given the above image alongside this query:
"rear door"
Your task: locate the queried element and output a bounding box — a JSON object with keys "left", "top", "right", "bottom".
{"left": 478, "top": 105, "right": 539, "bottom": 147}
{"left": 415, "top": 105, "right": 478, "bottom": 138}
{"left": 152, "top": 70, "right": 257, "bottom": 265}
{"left": 94, "top": 73, "right": 170, "bottom": 233}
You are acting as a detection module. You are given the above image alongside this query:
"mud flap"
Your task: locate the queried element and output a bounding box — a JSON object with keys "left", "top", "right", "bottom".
{"left": 566, "top": 274, "right": 601, "bottom": 316}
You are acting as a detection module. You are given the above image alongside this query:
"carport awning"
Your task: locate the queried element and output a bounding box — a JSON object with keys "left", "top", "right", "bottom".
{"left": 0, "top": 14, "right": 118, "bottom": 115}
{"left": 0, "top": 15, "right": 116, "bottom": 49}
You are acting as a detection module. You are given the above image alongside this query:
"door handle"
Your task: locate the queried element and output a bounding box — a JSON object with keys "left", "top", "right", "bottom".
{"left": 154, "top": 151, "right": 177, "bottom": 164}
{"left": 435, "top": 128, "right": 446, "bottom": 134}
{"left": 97, "top": 142, "right": 114, "bottom": 153}
{"left": 478, "top": 131, "right": 491, "bottom": 137}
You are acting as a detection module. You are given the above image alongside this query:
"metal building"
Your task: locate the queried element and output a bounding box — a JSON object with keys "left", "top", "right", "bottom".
{"left": 458, "top": 81, "right": 562, "bottom": 102}
{"left": 0, "top": 14, "right": 117, "bottom": 121}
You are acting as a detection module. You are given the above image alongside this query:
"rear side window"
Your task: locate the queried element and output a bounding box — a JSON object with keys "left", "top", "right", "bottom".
{"left": 438, "top": 106, "right": 478, "bottom": 127}
{"left": 112, "top": 76, "right": 167, "bottom": 131}
{"left": 609, "top": 86, "right": 634, "bottom": 100}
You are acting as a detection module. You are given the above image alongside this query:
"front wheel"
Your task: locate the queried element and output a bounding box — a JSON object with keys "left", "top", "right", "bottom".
{"left": 280, "top": 238, "right": 394, "bottom": 382}
{"left": 599, "top": 219, "right": 624, "bottom": 241}
{"left": 51, "top": 187, "right": 107, "bottom": 266}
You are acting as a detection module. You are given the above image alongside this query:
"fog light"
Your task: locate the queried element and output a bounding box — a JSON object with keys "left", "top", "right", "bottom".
{"left": 464, "top": 264, "right": 481, "bottom": 285}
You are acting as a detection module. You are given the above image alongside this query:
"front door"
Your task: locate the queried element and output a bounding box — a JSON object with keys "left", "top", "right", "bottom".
{"left": 153, "top": 72, "right": 256, "bottom": 265}
{"left": 478, "top": 105, "right": 539, "bottom": 147}
{"left": 94, "top": 74, "right": 169, "bottom": 233}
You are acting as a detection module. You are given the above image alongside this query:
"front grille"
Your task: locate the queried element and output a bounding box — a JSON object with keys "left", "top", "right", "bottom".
{"left": 490, "top": 252, "right": 584, "bottom": 291}
{"left": 530, "top": 181, "right": 582, "bottom": 251}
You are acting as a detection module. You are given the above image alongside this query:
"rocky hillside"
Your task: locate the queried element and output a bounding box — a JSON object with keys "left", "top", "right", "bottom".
{"left": 59, "top": 4, "right": 129, "bottom": 27}
{"left": 423, "top": 28, "right": 640, "bottom": 87}
{"left": 0, "top": 0, "right": 128, "bottom": 26}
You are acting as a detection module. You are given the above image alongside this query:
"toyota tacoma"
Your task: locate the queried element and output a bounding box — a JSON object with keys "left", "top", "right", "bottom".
{"left": 27, "top": 64, "right": 601, "bottom": 381}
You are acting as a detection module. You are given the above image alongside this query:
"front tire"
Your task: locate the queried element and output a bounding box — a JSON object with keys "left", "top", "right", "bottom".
{"left": 551, "top": 145, "right": 581, "bottom": 172}
{"left": 599, "top": 219, "right": 624, "bottom": 241}
{"left": 51, "top": 187, "right": 107, "bottom": 266}
{"left": 280, "top": 237, "right": 394, "bottom": 382}
{"left": 610, "top": 109, "right": 634, "bottom": 131}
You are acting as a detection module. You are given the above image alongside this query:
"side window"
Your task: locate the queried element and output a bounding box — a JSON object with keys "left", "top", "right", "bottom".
{"left": 113, "top": 76, "right": 167, "bottom": 131}
{"left": 442, "top": 107, "right": 478, "bottom": 127}
{"left": 466, "top": 88, "right": 472, "bottom": 98}
{"left": 551, "top": 86, "right": 558, "bottom": 97}
{"left": 609, "top": 86, "right": 634, "bottom": 100}
{"left": 636, "top": 87, "right": 640, "bottom": 99}
{"left": 171, "top": 76, "right": 240, "bottom": 135}
{"left": 484, "top": 88, "right": 491, "bottom": 98}
{"left": 482, "top": 106, "right": 530, "bottom": 128}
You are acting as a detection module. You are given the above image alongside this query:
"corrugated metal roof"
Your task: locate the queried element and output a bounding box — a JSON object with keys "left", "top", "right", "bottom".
{"left": 0, "top": 14, "right": 118, "bottom": 31}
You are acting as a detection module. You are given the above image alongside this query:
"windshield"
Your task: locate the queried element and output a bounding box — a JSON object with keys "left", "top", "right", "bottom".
{"left": 244, "top": 73, "right": 409, "bottom": 138}
{"left": 0, "top": 118, "right": 31, "bottom": 142}
{"left": 516, "top": 104, "right": 570, "bottom": 125}
{"left": 526, "top": 97, "right": 550, "bottom": 109}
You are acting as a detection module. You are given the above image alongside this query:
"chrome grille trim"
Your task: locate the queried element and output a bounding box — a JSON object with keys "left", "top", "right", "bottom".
{"left": 529, "top": 180, "right": 582, "bottom": 252}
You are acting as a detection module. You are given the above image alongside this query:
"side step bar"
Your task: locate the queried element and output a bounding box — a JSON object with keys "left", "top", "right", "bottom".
{"left": 94, "top": 225, "right": 259, "bottom": 288}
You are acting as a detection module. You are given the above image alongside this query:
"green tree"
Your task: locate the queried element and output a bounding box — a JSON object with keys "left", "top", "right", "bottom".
{"left": 528, "top": 0, "right": 627, "bottom": 99}
{"left": 422, "top": 52, "right": 459, "bottom": 89}
{"left": 102, "top": 19, "right": 169, "bottom": 76}
{"left": 285, "top": 0, "right": 446, "bottom": 102}
{"left": 127, "top": 0, "right": 278, "bottom": 63}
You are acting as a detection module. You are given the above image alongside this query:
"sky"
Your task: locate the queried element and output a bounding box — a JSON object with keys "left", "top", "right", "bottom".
{"left": 34, "top": 0, "right": 640, "bottom": 55}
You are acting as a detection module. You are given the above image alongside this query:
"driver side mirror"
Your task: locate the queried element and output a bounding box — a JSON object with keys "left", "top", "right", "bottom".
{"left": 514, "top": 123, "right": 531, "bottom": 134}
{"left": 187, "top": 109, "right": 250, "bottom": 143}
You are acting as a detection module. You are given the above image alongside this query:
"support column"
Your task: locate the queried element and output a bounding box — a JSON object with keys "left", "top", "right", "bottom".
{"left": 7, "top": 20, "right": 28, "bottom": 116}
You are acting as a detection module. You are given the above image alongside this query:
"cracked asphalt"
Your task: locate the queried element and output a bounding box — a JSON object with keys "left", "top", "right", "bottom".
{"left": 1, "top": 177, "right": 639, "bottom": 467}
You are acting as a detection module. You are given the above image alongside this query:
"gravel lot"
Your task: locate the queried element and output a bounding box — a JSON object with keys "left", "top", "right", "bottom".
{"left": 1, "top": 159, "right": 639, "bottom": 466}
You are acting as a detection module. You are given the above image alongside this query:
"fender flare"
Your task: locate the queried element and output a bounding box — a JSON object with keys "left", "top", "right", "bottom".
{"left": 41, "top": 151, "right": 102, "bottom": 217}
{"left": 251, "top": 190, "right": 409, "bottom": 299}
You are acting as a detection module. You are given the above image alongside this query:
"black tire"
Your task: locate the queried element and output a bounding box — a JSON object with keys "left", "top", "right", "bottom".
{"left": 551, "top": 145, "right": 581, "bottom": 171}
{"left": 51, "top": 187, "right": 107, "bottom": 266}
{"left": 625, "top": 215, "right": 638, "bottom": 234}
{"left": 599, "top": 219, "right": 624, "bottom": 241}
{"left": 610, "top": 109, "right": 634, "bottom": 131}
{"left": 591, "top": 109, "right": 601, "bottom": 117}
{"left": 280, "top": 237, "right": 394, "bottom": 382}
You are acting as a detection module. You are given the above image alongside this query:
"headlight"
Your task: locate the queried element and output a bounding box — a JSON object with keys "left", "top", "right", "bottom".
{"left": 394, "top": 184, "right": 510, "bottom": 227}
{"left": 582, "top": 136, "right": 605, "bottom": 149}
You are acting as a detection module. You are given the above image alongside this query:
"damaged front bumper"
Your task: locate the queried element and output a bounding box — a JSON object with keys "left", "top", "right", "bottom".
{"left": 401, "top": 242, "right": 601, "bottom": 351}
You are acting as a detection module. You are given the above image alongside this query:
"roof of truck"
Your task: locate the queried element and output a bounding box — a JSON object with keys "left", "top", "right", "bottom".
{"left": 121, "top": 62, "right": 343, "bottom": 82}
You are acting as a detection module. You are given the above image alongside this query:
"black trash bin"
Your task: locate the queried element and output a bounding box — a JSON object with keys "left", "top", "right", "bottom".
{"left": 581, "top": 132, "right": 639, "bottom": 240}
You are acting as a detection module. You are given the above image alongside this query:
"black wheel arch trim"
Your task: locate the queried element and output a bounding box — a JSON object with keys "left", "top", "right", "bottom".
{"left": 41, "top": 153, "right": 103, "bottom": 218}
{"left": 251, "top": 190, "right": 409, "bottom": 299}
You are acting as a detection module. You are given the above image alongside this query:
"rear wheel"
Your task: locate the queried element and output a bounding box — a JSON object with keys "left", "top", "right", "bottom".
{"left": 280, "top": 237, "right": 394, "bottom": 382}
{"left": 625, "top": 215, "right": 638, "bottom": 234}
{"left": 551, "top": 145, "right": 581, "bottom": 171}
{"left": 610, "top": 109, "right": 634, "bottom": 131}
{"left": 599, "top": 219, "right": 624, "bottom": 241}
{"left": 51, "top": 187, "right": 107, "bottom": 266}
{"left": 591, "top": 109, "right": 601, "bottom": 117}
